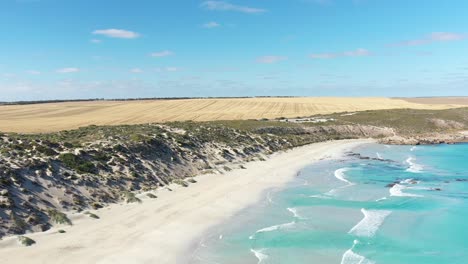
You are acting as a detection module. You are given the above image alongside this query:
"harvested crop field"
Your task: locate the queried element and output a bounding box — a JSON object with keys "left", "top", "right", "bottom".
{"left": 398, "top": 97, "right": 468, "bottom": 105}
{"left": 0, "top": 97, "right": 462, "bottom": 133}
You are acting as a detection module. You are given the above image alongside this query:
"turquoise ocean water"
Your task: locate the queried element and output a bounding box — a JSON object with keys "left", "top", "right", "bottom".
{"left": 189, "top": 143, "right": 468, "bottom": 264}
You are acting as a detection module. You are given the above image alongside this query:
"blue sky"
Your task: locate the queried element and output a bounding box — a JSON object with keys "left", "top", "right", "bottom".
{"left": 1, "top": 0, "right": 468, "bottom": 101}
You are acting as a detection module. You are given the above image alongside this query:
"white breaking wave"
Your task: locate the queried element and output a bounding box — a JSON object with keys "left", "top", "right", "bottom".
{"left": 341, "top": 240, "right": 375, "bottom": 264}
{"left": 376, "top": 152, "right": 383, "bottom": 160}
{"left": 287, "top": 207, "right": 305, "bottom": 219}
{"left": 389, "top": 184, "right": 423, "bottom": 197}
{"left": 250, "top": 249, "right": 268, "bottom": 264}
{"left": 348, "top": 209, "right": 392, "bottom": 237}
{"left": 406, "top": 157, "right": 423, "bottom": 173}
{"left": 335, "top": 168, "right": 354, "bottom": 186}
{"left": 249, "top": 221, "right": 295, "bottom": 239}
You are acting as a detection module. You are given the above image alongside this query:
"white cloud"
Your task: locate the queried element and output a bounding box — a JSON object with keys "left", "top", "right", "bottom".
{"left": 26, "top": 70, "right": 41, "bottom": 75}
{"left": 130, "top": 68, "right": 143, "bottom": 73}
{"left": 203, "top": 21, "right": 221, "bottom": 28}
{"left": 256, "top": 56, "right": 288, "bottom": 64}
{"left": 92, "top": 29, "right": 140, "bottom": 39}
{"left": 90, "top": 39, "right": 102, "bottom": 44}
{"left": 310, "top": 48, "right": 371, "bottom": 59}
{"left": 56, "top": 67, "right": 80, "bottom": 73}
{"left": 391, "top": 32, "right": 466, "bottom": 46}
{"left": 201, "top": 1, "right": 266, "bottom": 14}
{"left": 150, "top": 50, "right": 174, "bottom": 57}
{"left": 165, "top": 67, "right": 179, "bottom": 72}
{"left": 343, "top": 48, "right": 371, "bottom": 57}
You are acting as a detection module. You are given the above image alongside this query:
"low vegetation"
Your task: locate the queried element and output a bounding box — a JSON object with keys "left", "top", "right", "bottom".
{"left": 18, "top": 236, "right": 36, "bottom": 246}
{"left": 123, "top": 192, "right": 141, "bottom": 204}
{"left": 0, "top": 107, "right": 467, "bottom": 238}
{"left": 84, "top": 212, "right": 100, "bottom": 219}
{"left": 47, "top": 209, "right": 72, "bottom": 225}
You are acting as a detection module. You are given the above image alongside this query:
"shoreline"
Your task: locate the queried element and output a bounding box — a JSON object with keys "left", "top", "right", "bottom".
{"left": 0, "top": 139, "right": 373, "bottom": 264}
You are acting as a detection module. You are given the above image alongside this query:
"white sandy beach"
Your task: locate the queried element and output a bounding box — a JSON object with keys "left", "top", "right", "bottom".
{"left": 0, "top": 139, "right": 372, "bottom": 264}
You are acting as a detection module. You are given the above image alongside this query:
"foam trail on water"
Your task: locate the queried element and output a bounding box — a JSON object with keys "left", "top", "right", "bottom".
{"left": 249, "top": 221, "right": 295, "bottom": 239}
{"left": 250, "top": 249, "right": 268, "bottom": 264}
{"left": 410, "top": 146, "right": 417, "bottom": 152}
{"left": 348, "top": 209, "right": 392, "bottom": 237}
{"left": 390, "top": 183, "right": 423, "bottom": 197}
{"left": 335, "top": 168, "right": 354, "bottom": 186}
{"left": 406, "top": 157, "right": 423, "bottom": 173}
{"left": 375, "top": 197, "right": 387, "bottom": 202}
{"left": 287, "top": 207, "right": 306, "bottom": 219}
{"left": 341, "top": 240, "right": 374, "bottom": 264}
{"left": 376, "top": 152, "right": 383, "bottom": 160}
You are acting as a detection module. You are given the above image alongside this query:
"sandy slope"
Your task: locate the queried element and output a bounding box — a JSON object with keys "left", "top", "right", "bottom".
{"left": 0, "top": 139, "right": 372, "bottom": 263}
{"left": 0, "top": 97, "right": 460, "bottom": 133}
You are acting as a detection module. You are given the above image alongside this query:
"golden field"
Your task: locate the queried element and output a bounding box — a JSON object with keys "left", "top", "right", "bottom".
{"left": 0, "top": 97, "right": 463, "bottom": 133}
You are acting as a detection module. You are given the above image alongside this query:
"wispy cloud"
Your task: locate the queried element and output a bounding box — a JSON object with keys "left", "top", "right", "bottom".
{"left": 26, "top": 70, "right": 41, "bottom": 75}
{"left": 256, "top": 56, "right": 288, "bottom": 64}
{"left": 130, "top": 68, "right": 143, "bottom": 73}
{"left": 203, "top": 21, "right": 221, "bottom": 28}
{"left": 56, "top": 67, "right": 80, "bottom": 73}
{"left": 90, "top": 39, "right": 102, "bottom": 44}
{"left": 391, "top": 32, "right": 466, "bottom": 46}
{"left": 201, "top": 1, "right": 266, "bottom": 14}
{"left": 92, "top": 29, "right": 140, "bottom": 39}
{"left": 310, "top": 48, "right": 371, "bottom": 59}
{"left": 154, "top": 67, "right": 180, "bottom": 72}
{"left": 150, "top": 50, "right": 174, "bottom": 57}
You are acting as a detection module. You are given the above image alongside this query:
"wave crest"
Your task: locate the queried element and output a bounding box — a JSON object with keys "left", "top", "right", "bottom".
{"left": 348, "top": 209, "right": 392, "bottom": 237}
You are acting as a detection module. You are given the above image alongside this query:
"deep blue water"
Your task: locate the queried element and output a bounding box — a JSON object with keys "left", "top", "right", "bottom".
{"left": 190, "top": 143, "right": 468, "bottom": 264}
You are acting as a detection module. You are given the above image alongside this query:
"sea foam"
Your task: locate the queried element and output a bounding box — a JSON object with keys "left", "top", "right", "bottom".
{"left": 335, "top": 168, "right": 354, "bottom": 186}
{"left": 348, "top": 209, "right": 392, "bottom": 237}
{"left": 250, "top": 249, "right": 268, "bottom": 264}
{"left": 376, "top": 152, "right": 383, "bottom": 160}
{"left": 287, "top": 207, "right": 305, "bottom": 219}
{"left": 406, "top": 157, "right": 423, "bottom": 173}
{"left": 249, "top": 221, "right": 295, "bottom": 239}
{"left": 389, "top": 183, "right": 423, "bottom": 197}
{"left": 341, "top": 240, "right": 375, "bottom": 264}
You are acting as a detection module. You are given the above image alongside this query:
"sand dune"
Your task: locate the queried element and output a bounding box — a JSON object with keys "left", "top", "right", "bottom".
{"left": 0, "top": 139, "right": 371, "bottom": 264}
{"left": 0, "top": 97, "right": 461, "bottom": 133}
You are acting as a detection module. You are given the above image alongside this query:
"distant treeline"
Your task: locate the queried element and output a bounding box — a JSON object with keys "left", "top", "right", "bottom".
{"left": 0, "top": 96, "right": 299, "bottom": 106}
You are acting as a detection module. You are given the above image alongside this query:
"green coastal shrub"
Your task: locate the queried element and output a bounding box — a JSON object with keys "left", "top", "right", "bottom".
{"left": 47, "top": 209, "right": 72, "bottom": 225}
{"left": 18, "top": 236, "right": 36, "bottom": 246}
{"left": 187, "top": 178, "right": 197, "bottom": 183}
{"left": 146, "top": 193, "right": 157, "bottom": 199}
{"left": 173, "top": 179, "right": 189, "bottom": 187}
{"left": 84, "top": 211, "right": 100, "bottom": 219}
{"left": 59, "top": 153, "right": 96, "bottom": 174}
{"left": 123, "top": 191, "right": 141, "bottom": 204}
